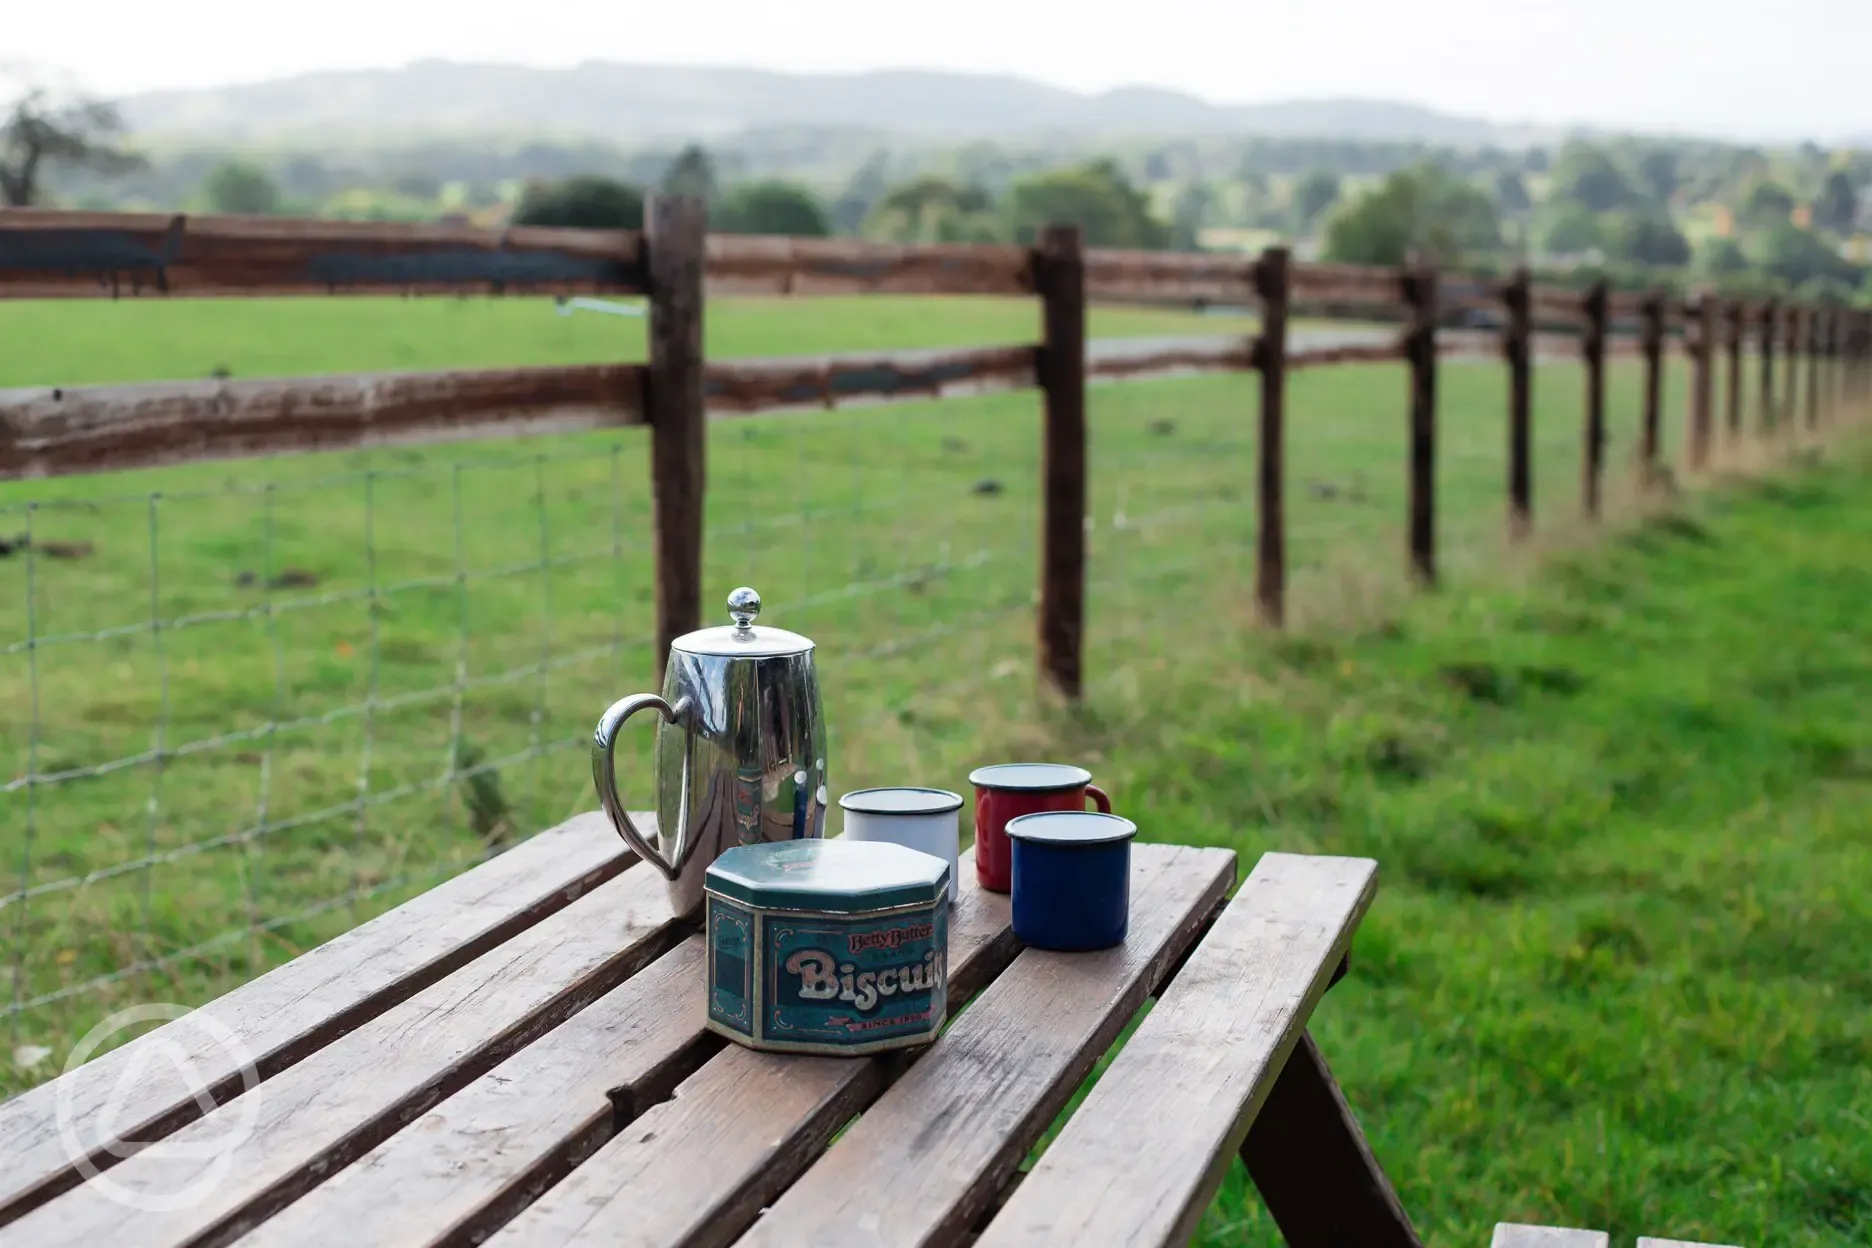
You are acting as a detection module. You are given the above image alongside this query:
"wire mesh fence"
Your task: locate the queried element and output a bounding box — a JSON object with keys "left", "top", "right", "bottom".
{"left": 0, "top": 330, "right": 1797, "bottom": 1097}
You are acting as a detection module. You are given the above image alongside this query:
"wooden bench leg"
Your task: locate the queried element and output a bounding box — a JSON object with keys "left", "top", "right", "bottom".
{"left": 1239, "top": 1029, "right": 1423, "bottom": 1248}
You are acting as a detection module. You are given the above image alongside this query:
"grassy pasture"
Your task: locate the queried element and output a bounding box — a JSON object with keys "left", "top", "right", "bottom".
{"left": 7, "top": 289, "right": 1824, "bottom": 1248}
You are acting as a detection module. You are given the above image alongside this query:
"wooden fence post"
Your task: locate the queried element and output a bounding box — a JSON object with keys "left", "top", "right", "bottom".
{"left": 1036, "top": 223, "right": 1087, "bottom": 699}
{"left": 646, "top": 194, "right": 707, "bottom": 683}
{"left": 1850, "top": 310, "right": 1863, "bottom": 410}
{"left": 1581, "top": 281, "right": 1609, "bottom": 518}
{"left": 1503, "top": 266, "right": 1533, "bottom": 538}
{"left": 1687, "top": 293, "right": 1714, "bottom": 469}
{"left": 1759, "top": 297, "right": 1778, "bottom": 435}
{"left": 1252, "top": 246, "right": 1290, "bottom": 628}
{"left": 1725, "top": 299, "right": 1745, "bottom": 444}
{"left": 1807, "top": 305, "right": 1822, "bottom": 430}
{"left": 1784, "top": 304, "right": 1803, "bottom": 437}
{"left": 1827, "top": 304, "right": 1842, "bottom": 417}
{"left": 1639, "top": 289, "right": 1665, "bottom": 484}
{"left": 1402, "top": 263, "right": 1438, "bottom": 586}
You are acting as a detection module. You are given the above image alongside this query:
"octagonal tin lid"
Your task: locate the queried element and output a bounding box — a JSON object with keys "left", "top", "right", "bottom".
{"left": 672, "top": 587, "right": 814, "bottom": 658}
{"left": 705, "top": 839, "right": 950, "bottom": 913}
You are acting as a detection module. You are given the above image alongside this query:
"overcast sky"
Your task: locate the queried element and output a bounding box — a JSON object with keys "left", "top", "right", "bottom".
{"left": 11, "top": 0, "right": 1868, "bottom": 142}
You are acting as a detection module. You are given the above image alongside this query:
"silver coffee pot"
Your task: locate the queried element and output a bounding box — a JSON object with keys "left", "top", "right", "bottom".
{"left": 592, "top": 587, "right": 827, "bottom": 916}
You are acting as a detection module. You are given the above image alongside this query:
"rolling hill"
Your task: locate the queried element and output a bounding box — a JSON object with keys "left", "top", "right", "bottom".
{"left": 118, "top": 60, "right": 1543, "bottom": 146}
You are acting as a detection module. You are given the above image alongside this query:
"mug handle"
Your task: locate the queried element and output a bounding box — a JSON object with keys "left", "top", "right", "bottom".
{"left": 1086, "top": 783, "right": 1112, "bottom": 814}
{"left": 591, "top": 693, "right": 694, "bottom": 880}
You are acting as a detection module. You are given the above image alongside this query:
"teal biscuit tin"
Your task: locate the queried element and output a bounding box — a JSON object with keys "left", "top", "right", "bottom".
{"left": 704, "top": 839, "right": 951, "bottom": 1056}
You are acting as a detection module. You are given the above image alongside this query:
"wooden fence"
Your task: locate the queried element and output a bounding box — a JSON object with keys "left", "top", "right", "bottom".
{"left": 3, "top": 200, "right": 1870, "bottom": 697}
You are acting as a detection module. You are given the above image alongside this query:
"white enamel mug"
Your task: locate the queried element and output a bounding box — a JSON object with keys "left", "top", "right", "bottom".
{"left": 837, "top": 787, "right": 963, "bottom": 904}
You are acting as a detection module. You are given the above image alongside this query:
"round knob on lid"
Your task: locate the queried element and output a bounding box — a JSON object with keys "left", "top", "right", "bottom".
{"left": 727, "top": 586, "right": 761, "bottom": 632}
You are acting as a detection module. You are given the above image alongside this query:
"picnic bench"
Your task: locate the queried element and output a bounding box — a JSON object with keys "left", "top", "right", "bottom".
{"left": 0, "top": 812, "right": 1423, "bottom": 1247}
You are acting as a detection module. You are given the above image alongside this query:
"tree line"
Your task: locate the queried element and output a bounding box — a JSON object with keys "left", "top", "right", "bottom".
{"left": 6, "top": 83, "right": 1869, "bottom": 304}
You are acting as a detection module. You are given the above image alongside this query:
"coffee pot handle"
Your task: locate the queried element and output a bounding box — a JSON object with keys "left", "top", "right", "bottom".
{"left": 591, "top": 693, "right": 694, "bottom": 880}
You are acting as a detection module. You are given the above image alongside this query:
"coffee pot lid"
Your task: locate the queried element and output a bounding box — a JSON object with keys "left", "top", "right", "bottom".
{"left": 671, "top": 587, "right": 815, "bottom": 658}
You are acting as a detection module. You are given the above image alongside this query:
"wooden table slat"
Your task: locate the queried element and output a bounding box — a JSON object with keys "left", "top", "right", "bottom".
{"left": 484, "top": 844, "right": 1030, "bottom": 1248}
{"left": 973, "top": 852, "right": 1379, "bottom": 1248}
{"left": 0, "top": 852, "right": 679, "bottom": 1248}
{"left": 244, "top": 849, "right": 1015, "bottom": 1248}
{"left": 728, "top": 843, "right": 1235, "bottom": 1248}
{"left": 0, "top": 812, "right": 634, "bottom": 1227}
{"left": 1491, "top": 1226, "right": 1611, "bottom": 1248}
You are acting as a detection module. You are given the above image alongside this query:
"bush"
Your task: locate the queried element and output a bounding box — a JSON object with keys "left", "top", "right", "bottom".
{"left": 715, "top": 181, "right": 831, "bottom": 237}
{"left": 1321, "top": 165, "right": 1498, "bottom": 267}
{"left": 202, "top": 161, "right": 281, "bottom": 216}
{"left": 1603, "top": 212, "right": 1691, "bottom": 268}
{"left": 512, "top": 175, "right": 644, "bottom": 230}
{"left": 1003, "top": 160, "right": 1168, "bottom": 249}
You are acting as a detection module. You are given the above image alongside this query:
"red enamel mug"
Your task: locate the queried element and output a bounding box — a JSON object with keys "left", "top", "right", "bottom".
{"left": 968, "top": 763, "right": 1112, "bottom": 893}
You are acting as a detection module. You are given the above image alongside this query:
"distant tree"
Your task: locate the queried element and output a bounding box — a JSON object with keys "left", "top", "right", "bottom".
{"left": 1698, "top": 237, "right": 1751, "bottom": 276}
{"left": 863, "top": 175, "right": 998, "bottom": 244}
{"left": 830, "top": 152, "right": 891, "bottom": 235}
{"left": 662, "top": 144, "right": 719, "bottom": 204}
{"left": 1550, "top": 142, "right": 1636, "bottom": 213}
{"left": 1004, "top": 160, "right": 1169, "bottom": 249}
{"left": 1169, "top": 182, "right": 1213, "bottom": 251}
{"left": 1604, "top": 211, "right": 1691, "bottom": 267}
{"left": 1757, "top": 223, "right": 1860, "bottom": 287}
{"left": 1321, "top": 165, "right": 1499, "bottom": 267}
{"left": 1541, "top": 202, "right": 1604, "bottom": 256}
{"left": 512, "top": 175, "right": 645, "bottom": 229}
{"left": 1811, "top": 171, "right": 1859, "bottom": 234}
{"left": 202, "top": 160, "right": 281, "bottom": 215}
{"left": 1291, "top": 171, "right": 1341, "bottom": 229}
{"left": 1493, "top": 171, "right": 1531, "bottom": 215}
{"left": 1636, "top": 149, "right": 1680, "bottom": 205}
{"left": 1524, "top": 147, "right": 1551, "bottom": 174}
{"left": 715, "top": 180, "right": 830, "bottom": 237}
{"left": 0, "top": 87, "right": 143, "bottom": 206}
{"left": 1741, "top": 180, "right": 1796, "bottom": 227}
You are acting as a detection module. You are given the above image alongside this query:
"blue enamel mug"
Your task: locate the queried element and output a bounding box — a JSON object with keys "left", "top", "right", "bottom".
{"left": 1004, "top": 811, "right": 1137, "bottom": 952}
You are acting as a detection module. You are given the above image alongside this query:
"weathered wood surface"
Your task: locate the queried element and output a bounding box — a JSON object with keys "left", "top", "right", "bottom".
{"left": 236, "top": 940, "right": 709, "bottom": 1248}
{"left": 707, "top": 234, "right": 1031, "bottom": 296}
{"left": 1504, "top": 267, "right": 1533, "bottom": 537}
{"left": 1687, "top": 294, "right": 1714, "bottom": 468}
{"left": 1290, "top": 338, "right": 1407, "bottom": 369}
{"left": 1639, "top": 290, "right": 1666, "bottom": 483}
{"left": 1581, "top": 282, "right": 1609, "bottom": 519}
{"left": 1085, "top": 333, "right": 1253, "bottom": 380}
{"left": 735, "top": 844, "right": 1235, "bottom": 1248}
{"left": 1758, "top": 298, "right": 1779, "bottom": 432}
{"left": 0, "top": 854, "right": 682, "bottom": 1248}
{"left": 1036, "top": 225, "right": 1087, "bottom": 700}
{"left": 0, "top": 363, "right": 645, "bottom": 480}
{"left": 707, "top": 343, "right": 1035, "bottom": 413}
{"left": 1404, "top": 266, "right": 1438, "bottom": 586}
{"left": 647, "top": 196, "right": 708, "bottom": 681}
{"left": 0, "top": 210, "right": 645, "bottom": 298}
{"left": 1253, "top": 249, "right": 1289, "bottom": 627}
{"left": 1725, "top": 301, "right": 1746, "bottom": 440}
{"left": 1085, "top": 248, "right": 1254, "bottom": 303}
{"left": 1290, "top": 261, "right": 1409, "bottom": 303}
{"left": 0, "top": 812, "right": 635, "bottom": 1228}
{"left": 1239, "top": 1030, "right": 1421, "bottom": 1248}
{"left": 974, "top": 853, "right": 1379, "bottom": 1248}
{"left": 483, "top": 845, "right": 1030, "bottom": 1248}
{"left": 1491, "top": 1227, "right": 1610, "bottom": 1248}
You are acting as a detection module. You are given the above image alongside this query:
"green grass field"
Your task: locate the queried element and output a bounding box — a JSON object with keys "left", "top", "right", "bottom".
{"left": 5, "top": 290, "right": 1855, "bottom": 1243}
